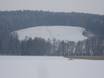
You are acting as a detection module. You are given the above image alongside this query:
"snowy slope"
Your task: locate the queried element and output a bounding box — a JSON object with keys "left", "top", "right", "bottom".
{"left": 15, "top": 26, "right": 87, "bottom": 42}
{"left": 0, "top": 56, "right": 104, "bottom": 78}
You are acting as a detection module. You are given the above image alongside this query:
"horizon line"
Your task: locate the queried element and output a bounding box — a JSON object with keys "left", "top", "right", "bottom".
{"left": 0, "top": 9, "right": 103, "bottom": 16}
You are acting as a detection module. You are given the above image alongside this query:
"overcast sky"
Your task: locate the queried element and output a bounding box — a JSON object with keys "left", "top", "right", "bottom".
{"left": 0, "top": 0, "right": 104, "bottom": 14}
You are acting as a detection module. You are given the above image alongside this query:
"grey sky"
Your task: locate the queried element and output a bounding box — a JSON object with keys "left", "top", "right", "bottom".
{"left": 0, "top": 0, "right": 104, "bottom": 14}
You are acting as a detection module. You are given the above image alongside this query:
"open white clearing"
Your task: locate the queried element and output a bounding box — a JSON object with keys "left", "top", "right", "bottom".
{"left": 15, "top": 26, "right": 87, "bottom": 42}
{"left": 0, "top": 56, "right": 104, "bottom": 78}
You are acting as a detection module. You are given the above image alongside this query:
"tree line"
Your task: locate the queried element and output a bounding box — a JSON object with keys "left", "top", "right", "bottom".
{"left": 0, "top": 10, "right": 104, "bottom": 56}
{"left": 0, "top": 10, "right": 104, "bottom": 36}
{"left": 0, "top": 33, "right": 103, "bottom": 56}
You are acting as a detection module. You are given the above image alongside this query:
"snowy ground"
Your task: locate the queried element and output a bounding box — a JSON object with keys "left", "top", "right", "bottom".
{"left": 0, "top": 56, "right": 104, "bottom": 78}
{"left": 15, "top": 26, "right": 87, "bottom": 42}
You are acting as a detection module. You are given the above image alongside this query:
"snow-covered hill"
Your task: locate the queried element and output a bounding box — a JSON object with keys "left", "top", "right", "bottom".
{"left": 15, "top": 26, "right": 87, "bottom": 42}
{"left": 0, "top": 56, "right": 104, "bottom": 78}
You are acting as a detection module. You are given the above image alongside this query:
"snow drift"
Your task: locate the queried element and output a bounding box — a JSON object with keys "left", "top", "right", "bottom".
{"left": 0, "top": 56, "right": 104, "bottom": 78}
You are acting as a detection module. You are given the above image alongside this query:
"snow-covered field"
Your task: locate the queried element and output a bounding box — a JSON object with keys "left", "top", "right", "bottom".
{"left": 0, "top": 56, "right": 104, "bottom": 78}
{"left": 15, "top": 26, "right": 87, "bottom": 42}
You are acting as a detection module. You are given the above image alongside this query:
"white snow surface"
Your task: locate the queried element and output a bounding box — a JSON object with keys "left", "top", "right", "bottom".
{"left": 15, "top": 26, "right": 87, "bottom": 42}
{"left": 0, "top": 56, "right": 104, "bottom": 78}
